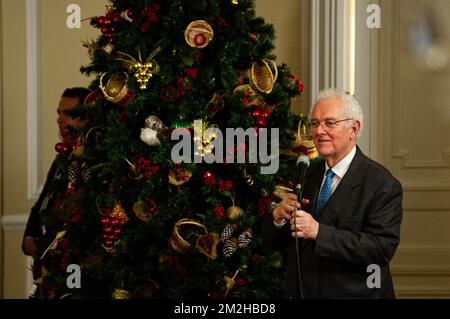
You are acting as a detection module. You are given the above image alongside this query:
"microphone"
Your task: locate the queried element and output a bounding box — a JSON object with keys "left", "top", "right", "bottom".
{"left": 292, "top": 155, "right": 310, "bottom": 300}
{"left": 293, "top": 155, "right": 310, "bottom": 200}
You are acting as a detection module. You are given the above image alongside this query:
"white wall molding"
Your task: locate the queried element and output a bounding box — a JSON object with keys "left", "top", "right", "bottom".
{"left": 310, "top": 0, "right": 320, "bottom": 106}
{"left": 26, "top": 0, "right": 42, "bottom": 200}
{"left": 393, "top": 148, "right": 450, "bottom": 169}
{"left": 355, "top": 0, "right": 380, "bottom": 159}
{"left": 1, "top": 214, "right": 28, "bottom": 231}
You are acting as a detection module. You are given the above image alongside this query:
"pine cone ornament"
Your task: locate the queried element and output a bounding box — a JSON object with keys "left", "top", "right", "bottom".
{"left": 222, "top": 237, "right": 238, "bottom": 258}
{"left": 220, "top": 224, "right": 236, "bottom": 243}
{"left": 68, "top": 161, "right": 80, "bottom": 184}
{"left": 81, "top": 162, "right": 91, "bottom": 183}
{"left": 237, "top": 229, "right": 252, "bottom": 248}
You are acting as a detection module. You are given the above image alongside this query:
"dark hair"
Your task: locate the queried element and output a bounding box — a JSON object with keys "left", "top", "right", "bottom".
{"left": 61, "top": 87, "right": 91, "bottom": 104}
{"left": 61, "top": 87, "right": 91, "bottom": 120}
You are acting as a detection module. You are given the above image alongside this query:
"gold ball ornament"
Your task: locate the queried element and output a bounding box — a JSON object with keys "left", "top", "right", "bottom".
{"left": 184, "top": 20, "right": 214, "bottom": 49}
{"left": 226, "top": 205, "right": 244, "bottom": 221}
{"left": 99, "top": 72, "right": 135, "bottom": 106}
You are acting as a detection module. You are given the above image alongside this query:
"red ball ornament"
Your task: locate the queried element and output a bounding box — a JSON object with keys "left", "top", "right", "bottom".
{"left": 203, "top": 171, "right": 216, "bottom": 185}
{"left": 55, "top": 142, "right": 70, "bottom": 155}
{"left": 127, "top": 10, "right": 134, "bottom": 20}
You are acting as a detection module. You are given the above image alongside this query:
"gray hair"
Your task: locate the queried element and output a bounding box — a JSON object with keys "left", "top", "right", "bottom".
{"left": 309, "top": 88, "right": 363, "bottom": 136}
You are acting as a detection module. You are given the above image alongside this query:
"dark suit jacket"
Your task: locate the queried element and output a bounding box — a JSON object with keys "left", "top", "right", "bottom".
{"left": 22, "top": 159, "right": 60, "bottom": 255}
{"left": 263, "top": 146, "right": 403, "bottom": 298}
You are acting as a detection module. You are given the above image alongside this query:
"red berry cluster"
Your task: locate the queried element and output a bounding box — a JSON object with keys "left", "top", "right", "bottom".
{"left": 203, "top": 171, "right": 215, "bottom": 185}
{"left": 218, "top": 179, "right": 233, "bottom": 192}
{"left": 140, "top": 4, "right": 161, "bottom": 32}
{"left": 214, "top": 206, "right": 225, "bottom": 220}
{"left": 250, "top": 106, "right": 271, "bottom": 128}
{"left": 137, "top": 156, "right": 160, "bottom": 178}
{"left": 49, "top": 238, "right": 71, "bottom": 271}
{"left": 286, "top": 74, "right": 305, "bottom": 95}
{"left": 257, "top": 194, "right": 274, "bottom": 216}
{"left": 169, "top": 164, "right": 192, "bottom": 183}
{"left": 96, "top": 11, "right": 121, "bottom": 43}
{"left": 100, "top": 215, "right": 126, "bottom": 249}
{"left": 176, "top": 67, "right": 198, "bottom": 96}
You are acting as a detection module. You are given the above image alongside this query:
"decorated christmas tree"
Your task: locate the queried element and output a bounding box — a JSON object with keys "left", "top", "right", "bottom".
{"left": 35, "top": 0, "right": 310, "bottom": 299}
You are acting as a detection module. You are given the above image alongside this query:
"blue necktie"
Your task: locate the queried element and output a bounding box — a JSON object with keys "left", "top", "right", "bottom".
{"left": 315, "top": 169, "right": 335, "bottom": 216}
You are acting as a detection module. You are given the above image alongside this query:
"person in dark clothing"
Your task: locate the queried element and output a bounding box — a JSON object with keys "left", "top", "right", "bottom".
{"left": 22, "top": 87, "right": 90, "bottom": 262}
{"left": 263, "top": 89, "right": 403, "bottom": 298}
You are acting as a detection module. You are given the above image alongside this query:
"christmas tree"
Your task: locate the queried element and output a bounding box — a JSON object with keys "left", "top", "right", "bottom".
{"left": 35, "top": 0, "right": 308, "bottom": 299}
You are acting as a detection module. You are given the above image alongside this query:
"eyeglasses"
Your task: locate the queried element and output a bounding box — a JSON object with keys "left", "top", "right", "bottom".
{"left": 309, "top": 118, "right": 353, "bottom": 129}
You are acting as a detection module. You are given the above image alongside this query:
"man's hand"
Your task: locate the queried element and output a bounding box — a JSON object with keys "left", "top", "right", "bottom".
{"left": 23, "top": 236, "right": 37, "bottom": 259}
{"left": 290, "top": 210, "right": 319, "bottom": 240}
{"left": 272, "top": 194, "right": 309, "bottom": 224}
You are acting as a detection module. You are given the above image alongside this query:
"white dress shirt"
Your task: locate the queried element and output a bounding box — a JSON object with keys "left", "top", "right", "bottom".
{"left": 320, "top": 145, "right": 356, "bottom": 195}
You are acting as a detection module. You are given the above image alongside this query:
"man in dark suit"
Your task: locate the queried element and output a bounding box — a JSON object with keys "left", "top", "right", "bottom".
{"left": 22, "top": 87, "right": 90, "bottom": 262}
{"left": 263, "top": 89, "right": 403, "bottom": 298}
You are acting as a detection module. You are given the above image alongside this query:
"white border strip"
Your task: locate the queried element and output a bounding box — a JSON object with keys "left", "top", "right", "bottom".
{"left": 26, "top": 0, "right": 41, "bottom": 200}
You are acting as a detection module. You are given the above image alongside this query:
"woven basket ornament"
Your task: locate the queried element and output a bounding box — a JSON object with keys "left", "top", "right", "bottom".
{"left": 248, "top": 59, "right": 278, "bottom": 94}
{"left": 170, "top": 218, "right": 207, "bottom": 253}
{"left": 184, "top": 20, "right": 214, "bottom": 49}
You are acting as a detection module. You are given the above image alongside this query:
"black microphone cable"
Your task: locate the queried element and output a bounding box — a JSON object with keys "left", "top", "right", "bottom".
{"left": 293, "top": 184, "right": 304, "bottom": 299}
